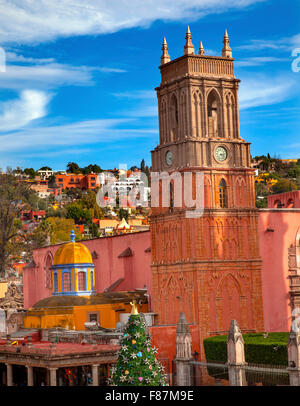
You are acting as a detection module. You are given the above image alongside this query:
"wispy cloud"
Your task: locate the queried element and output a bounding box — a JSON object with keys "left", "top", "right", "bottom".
{"left": 0, "top": 118, "right": 156, "bottom": 153}
{"left": 0, "top": 60, "right": 126, "bottom": 90}
{"left": 235, "top": 56, "right": 290, "bottom": 67}
{"left": 239, "top": 75, "right": 296, "bottom": 110}
{"left": 113, "top": 90, "right": 155, "bottom": 99}
{"left": 236, "top": 33, "right": 300, "bottom": 51}
{"left": 0, "top": 0, "right": 265, "bottom": 45}
{"left": 0, "top": 90, "right": 52, "bottom": 132}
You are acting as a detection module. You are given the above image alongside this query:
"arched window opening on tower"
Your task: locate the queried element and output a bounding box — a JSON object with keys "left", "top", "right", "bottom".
{"left": 207, "top": 91, "right": 221, "bottom": 137}
{"left": 170, "top": 94, "right": 179, "bottom": 141}
{"left": 169, "top": 182, "right": 174, "bottom": 212}
{"left": 219, "top": 179, "right": 227, "bottom": 208}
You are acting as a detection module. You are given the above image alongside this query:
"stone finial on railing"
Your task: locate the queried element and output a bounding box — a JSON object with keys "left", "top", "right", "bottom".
{"left": 287, "top": 327, "right": 300, "bottom": 385}
{"left": 176, "top": 312, "right": 192, "bottom": 360}
{"left": 227, "top": 320, "right": 246, "bottom": 366}
{"left": 287, "top": 327, "right": 300, "bottom": 370}
{"left": 175, "top": 312, "right": 193, "bottom": 386}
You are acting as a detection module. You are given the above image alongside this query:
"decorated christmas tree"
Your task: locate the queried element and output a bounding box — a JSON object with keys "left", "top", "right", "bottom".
{"left": 108, "top": 300, "right": 168, "bottom": 386}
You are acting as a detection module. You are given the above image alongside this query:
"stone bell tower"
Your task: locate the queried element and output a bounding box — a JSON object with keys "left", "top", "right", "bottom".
{"left": 150, "top": 28, "right": 264, "bottom": 358}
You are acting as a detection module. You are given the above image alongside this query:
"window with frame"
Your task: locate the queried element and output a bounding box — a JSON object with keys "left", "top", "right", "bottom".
{"left": 78, "top": 271, "right": 86, "bottom": 291}
{"left": 53, "top": 272, "right": 58, "bottom": 292}
{"left": 90, "top": 270, "right": 94, "bottom": 291}
{"left": 89, "top": 313, "right": 98, "bottom": 322}
{"left": 219, "top": 179, "right": 227, "bottom": 208}
{"left": 63, "top": 272, "right": 72, "bottom": 292}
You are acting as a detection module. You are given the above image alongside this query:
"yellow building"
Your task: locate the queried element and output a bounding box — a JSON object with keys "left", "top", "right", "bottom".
{"left": 24, "top": 231, "right": 148, "bottom": 330}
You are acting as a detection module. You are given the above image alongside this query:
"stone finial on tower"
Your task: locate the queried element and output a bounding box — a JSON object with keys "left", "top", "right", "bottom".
{"left": 222, "top": 29, "right": 232, "bottom": 58}
{"left": 198, "top": 41, "right": 205, "bottom": 56}
{"left": 227, "top": 320, "right": 246, "bottom": 365}
{"left": 184, "top": 26, "right": 195, "bottom": 55}
{"left": 161, "top": 37, "right": 171, "bottom": 65}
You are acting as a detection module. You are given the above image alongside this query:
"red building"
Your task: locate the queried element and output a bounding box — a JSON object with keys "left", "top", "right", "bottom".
{"left": 56, "top": 173, "right": 100, "bottom": 190}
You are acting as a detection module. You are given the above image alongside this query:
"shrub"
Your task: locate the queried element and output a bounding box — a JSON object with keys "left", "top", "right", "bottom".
{"left": 203, "top": 332, "right": 289, "bottom": 366}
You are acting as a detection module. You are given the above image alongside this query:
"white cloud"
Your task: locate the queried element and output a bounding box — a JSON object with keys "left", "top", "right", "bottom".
{"left": 235, "top": 56, "right": 290, "bottom": 67}
{"left": 0, "top": 90, "right": 51, "bottom": 131}
{"left": 0, "top": 118, "right": 156, "bottom": 152}
{"left": 236, "top": 33, "right": 300, "bottom": 51}
{"left": 0, "top": 62, "right": 98, "bottom": 90}
{"left": 5, "top": 51, "right": 55, "bottom": 64}
{"left": 113, "top": 90, "right": 155, "bottom": 99}
{"left": 239, "top": 76, "right": 296, "bottom": 110}
{"left": 0, "top": 0, "right": 265, "bottom": 44}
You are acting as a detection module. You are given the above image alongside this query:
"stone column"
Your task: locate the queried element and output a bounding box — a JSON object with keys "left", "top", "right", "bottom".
{"left": 174, "top": 312, "right": 193, "bottom": 386}
{"left": 6, "top": 363, "right": 13, "bottom": 386}
{"left": 92, "top": 364, "right": 99, "bottom": 386}
{"left": 287, "top": 327, "right": 300, "bottom": 385}
{"left": 27, "top": 365, "right": 34, "bottom": 386}
{"left": 48, "top": 367, "right": 57, "bottom": 386}
{"left": 226, "top": 320, "right": 247, "bottom": 386}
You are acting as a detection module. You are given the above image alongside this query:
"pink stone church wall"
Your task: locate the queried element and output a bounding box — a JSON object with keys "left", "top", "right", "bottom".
{"left": 23, "top": 231, "right": 152, "bottom": 309}
{"left": 258, "top": 210, "right": 300, "bottom": 332}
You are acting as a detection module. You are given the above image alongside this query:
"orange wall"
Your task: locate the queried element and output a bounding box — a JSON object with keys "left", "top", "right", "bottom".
{"left": 24, "top": 303, "right": 148, "bottom": 330}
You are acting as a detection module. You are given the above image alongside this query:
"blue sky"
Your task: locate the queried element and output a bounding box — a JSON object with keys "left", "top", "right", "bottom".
{"left": 0, "top": 0, "right": 299, "bottom": 171}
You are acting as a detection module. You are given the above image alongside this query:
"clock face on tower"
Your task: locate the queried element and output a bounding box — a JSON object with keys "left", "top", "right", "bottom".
{"left": 165, "top": 150, "right": 173, "bottom": 166}
{"left": 215, "top": 146, "right": 228, "bottom": 162}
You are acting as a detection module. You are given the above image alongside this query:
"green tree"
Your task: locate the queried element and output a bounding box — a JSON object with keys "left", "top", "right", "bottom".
{"left": 82, "top": 164, "right": 102, "bottom": 174}
{"left": 119, "top": 208, "right": 129, "bottom": 222}
{"left": 66, "top": 162, "right": 81, "bottom": 174}
{"left": 66, "top": 203, "right": 92, "bottom": 224}
{"left": 108, "top": 312, "right": 168, "bottom": 386}
{"left": 46, "top": 217, "right": 81, "bottom": 244}
{"left": 66, "top": 188, "right": 83, "bottom": 200}
{"left": 0, "top": 172, "right": 32, "bottom": 276}
{"left": 256, "top": 198, "right": 268, "bottom": 208}
{"left": 272, "top": 178, "right": 298, "bottom": 194}
{"left": 23, "top": 167, "right": 37, "bottom": 179}
{"left": 48, "top": 174, "right": 57, "bottom": 188}
{"left": 255, "top": 182, "right": 269, "bottom": 197}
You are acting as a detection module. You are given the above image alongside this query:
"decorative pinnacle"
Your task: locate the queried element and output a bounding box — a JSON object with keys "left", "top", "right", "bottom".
{"left": 70, "top": 230, "right": 75, "bottom": 243}
{"left": 222, "top": 28, "right": 232, "bottom": 58}
{"left": 161, "top": 36, "right": 171, "bottom": 65}
{"left": 184, "top": 26, "right": 194, "bottom": 55}
{"left": 198, "top": 41, "right": 205, "bottom": 56}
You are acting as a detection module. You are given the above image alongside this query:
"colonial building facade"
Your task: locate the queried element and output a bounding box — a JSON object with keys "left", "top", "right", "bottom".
{"left": 150, "top": 28, "right": 264, "bottom": 356}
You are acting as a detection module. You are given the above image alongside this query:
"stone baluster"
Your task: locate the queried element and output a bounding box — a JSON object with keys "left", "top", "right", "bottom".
{"left": 5, "top": 363, "right": 13, "bottom": 386}
{"left": 27, "top": 365, "right": 34, "bottom": 386}
{"left": 92, "top": 364, "right": 99, "bottom": 386}
{"left": 48, "top": 367, "right": 57, "bottom": 386}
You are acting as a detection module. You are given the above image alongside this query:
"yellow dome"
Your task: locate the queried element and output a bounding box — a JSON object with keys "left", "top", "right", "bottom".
{"left": 53, "top": 242, "right": 93, "bottom": 265}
